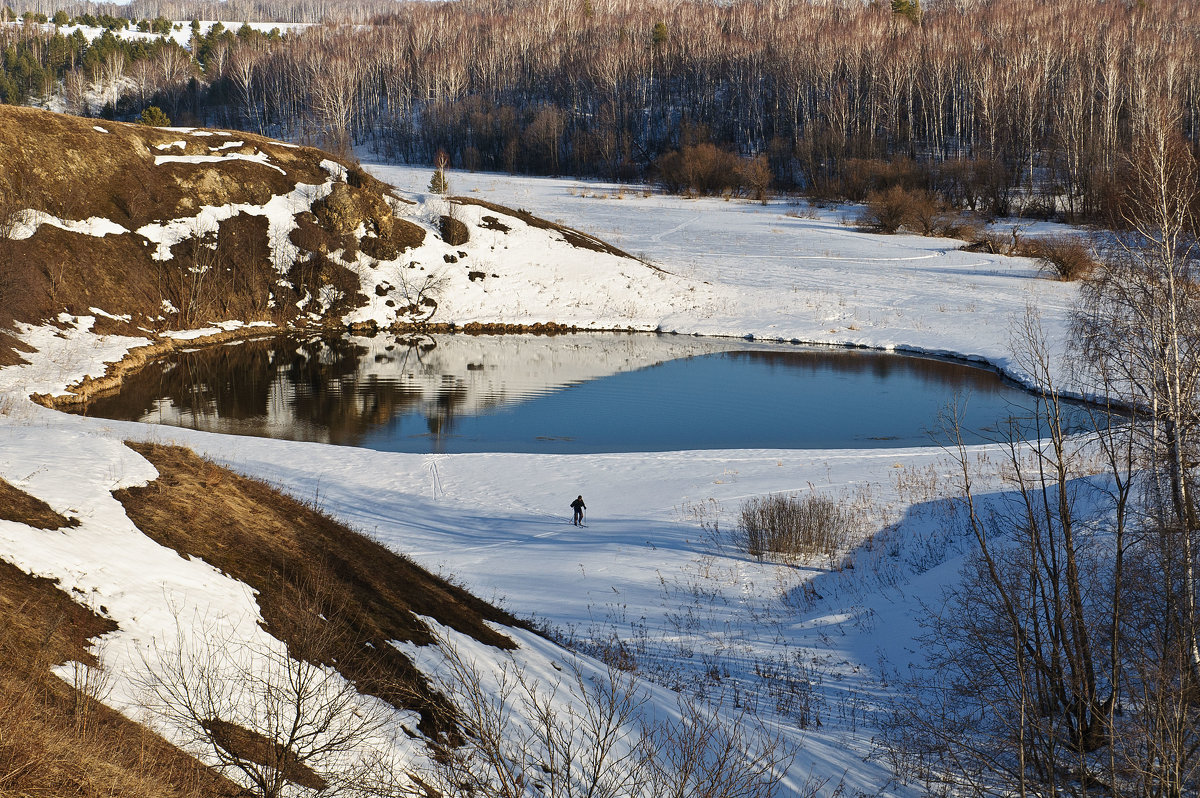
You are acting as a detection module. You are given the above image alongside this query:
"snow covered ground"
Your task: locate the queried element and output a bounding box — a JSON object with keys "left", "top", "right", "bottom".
{"left": 0, "top": 165, "right": 1086, "bottom": 795}
{"left": 371, "top": 164, "right": 1078, "bottom": 389}
{"left": 4, "top": 19, "right": 309, "bottom": 49}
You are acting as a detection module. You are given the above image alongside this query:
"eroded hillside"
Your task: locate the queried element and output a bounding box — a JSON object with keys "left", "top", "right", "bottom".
{"left": 0, "top": 105, "right": 686, "bottom": 386}
{"left": 0, "top": 106, "right": 421, "bottom": 336}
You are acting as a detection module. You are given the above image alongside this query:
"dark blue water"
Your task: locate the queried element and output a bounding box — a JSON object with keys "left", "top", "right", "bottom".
{"left": 71, "top": 333, "right": 1085, "bottom": 453}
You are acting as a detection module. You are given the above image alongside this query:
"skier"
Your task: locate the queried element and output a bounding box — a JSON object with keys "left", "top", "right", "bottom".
{"left": 570, "top": 495, "right": 586, "bottom": 526}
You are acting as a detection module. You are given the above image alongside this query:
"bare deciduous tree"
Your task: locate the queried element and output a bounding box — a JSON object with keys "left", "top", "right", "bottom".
{"left": 888, "top": 311, "right": 1136, "bottom": 796}
{"left": 137, "top": 604, "right": 404, "bottom": 798}
{"left": 419, "top": 639, "right": 795, "bottom": 798}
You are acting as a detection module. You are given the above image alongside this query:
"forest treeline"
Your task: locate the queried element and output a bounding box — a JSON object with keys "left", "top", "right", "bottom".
{"left": 3, "top": 0, "right": 1200, "bottom": 222}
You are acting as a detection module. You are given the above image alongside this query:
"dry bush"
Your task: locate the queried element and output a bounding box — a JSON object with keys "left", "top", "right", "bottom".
{"left": 137, "top": 592, "right": 402, "bottom": 798}
{"left": 934, "top": 213, "right": 983, "bottom": 242}
{"left": 654, "top": 143, "right": 744, "bottom": 197}
{"left": 961, "top": 229, "right": 1096, "bottom": 280}
{"left": 439, "top": 214, "right": 469, "bottom": 246}
{"left": 737, "top": 493, "right": 851, "bottom": 563}
{"left": 962, "top": 225, "right": 1024, "bottom": 256}
{"left": 738, "top": 153, "right": 772, "bottom": 204}
{"left": 838, "top": 157, "right": 925, "bottom": 202}
{"left": 858, "top": 185, "right": 978, "bottom": 237}
{"left": 857, "top": 185, "right": 937, "bottom": 234}
{"left": 1024, "top": 235, "right": 1098, "bottom": 280}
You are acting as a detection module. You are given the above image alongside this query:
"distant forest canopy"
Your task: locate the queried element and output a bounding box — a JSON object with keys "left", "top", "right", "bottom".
{"left": 2, "top": 0, "right": 1199, "bottom": 223}
{"left": 7, "top": 0, "right": 391, "bottom": 24}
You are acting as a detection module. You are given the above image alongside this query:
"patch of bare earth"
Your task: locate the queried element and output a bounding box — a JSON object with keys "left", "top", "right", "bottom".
{"left": 0, "top": 106, "right": 406, "bottom": 361}
{"left": 115, "top": 442, "right": 523, "bottom": 743}
{"left": 0, "top": 526, "right": 239, "bottom": 797}
{"left": 0, "top": 478, "right": 79, "bottom": 529}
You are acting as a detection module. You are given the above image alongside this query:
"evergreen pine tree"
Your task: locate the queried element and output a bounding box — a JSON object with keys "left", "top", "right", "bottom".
{"left": 139, "top": 106, "right": 171, "bottom": 126}
{"left": 891, "top": 0, "right": 920, "bottom": 24}
{"left": 429, "top": 150, "right": 450, "bottom": 194}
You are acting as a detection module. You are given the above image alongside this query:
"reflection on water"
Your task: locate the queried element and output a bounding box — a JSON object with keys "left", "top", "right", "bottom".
{"left": 71, "top": 333, "right": 1089, "bottom": 453}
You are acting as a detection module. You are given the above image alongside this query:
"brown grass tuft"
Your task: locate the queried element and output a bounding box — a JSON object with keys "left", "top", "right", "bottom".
{"left": 0, "top": 479, "right": 78, "bottom": 529}
{"left": 116, "top": 442, "right": 524, "bottom": 741}
{"left": 737, "top": 493, "right": 852, "bottom": 563}
{"left": 0, "top": 559, "right": 240, "bottom": 797}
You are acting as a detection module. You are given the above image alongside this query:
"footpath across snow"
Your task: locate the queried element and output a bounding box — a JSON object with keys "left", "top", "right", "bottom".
{"left": 0, "top": 167, "right": 1085, "bottom": 796}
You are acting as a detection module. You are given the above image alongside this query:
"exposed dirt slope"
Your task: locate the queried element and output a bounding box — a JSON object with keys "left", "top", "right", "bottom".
{"left": 0, "top": 486, "right": 240, "bottom": 798}
{"left": 115, "top": 442, "right": 523, "bottom": 742}
{"left": 0, "top": 105, "right": 416, "bottom": 337}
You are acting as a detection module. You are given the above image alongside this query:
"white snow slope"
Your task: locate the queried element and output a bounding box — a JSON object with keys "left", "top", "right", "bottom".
{"left": 0, "top": 161, "right": 1084, "bottom": 796}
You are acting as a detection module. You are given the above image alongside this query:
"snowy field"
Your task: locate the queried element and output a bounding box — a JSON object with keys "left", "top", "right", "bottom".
{"left": 0, "top": 165, "right": 1087, "bottom": 795}
{"left": 371, "top": 164, "right": 1080, "bottom": 389}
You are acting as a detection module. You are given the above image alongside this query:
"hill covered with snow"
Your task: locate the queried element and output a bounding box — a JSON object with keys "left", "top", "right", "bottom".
{"left": 0, "top": 107, "right": 1094, "bottom": 797}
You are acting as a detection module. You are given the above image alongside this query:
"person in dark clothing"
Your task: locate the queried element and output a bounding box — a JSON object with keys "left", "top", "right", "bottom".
{"left": 570, "top": 495, "right": 586, "bottom": 526}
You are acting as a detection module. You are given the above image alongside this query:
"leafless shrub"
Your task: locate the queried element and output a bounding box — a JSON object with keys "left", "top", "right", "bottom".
{"left": 752, "top": 652, "right": 822, "bottom": 729}
{"left": 394, "top": 268, "right": 448, "bottom": 325}
{"left": 961, "top": 229, "right": 1097, "bottom": 279}
{"left": 639, "top": 697, "right": 799, "bottom": 798}
{"left": 422, "top": 640, "right": 798, "bottom": 798}
{"left": 836, "top": 157, "right": 926, "bottom": 202}
{"left": 857, "top": 186, "right": 908, "bottom": 233}
{"left": 785, "top": 205, "right": 819, "bottom": 220}
{"left": 655, "top": 143, "right": 764, "bottom": 198}
{"left": 136, "top": 600, "right": 402, "bottom": 798}
{"left": 738, "top": 154, "right": 772, "bottom": 204}
{"left": 159, "top": 223, "right": 221, "bottom": 328}
{"left": 737, "top": 492, "right": 851, "bottom": 563}
{"left": 439, "top": 214, "right": 469, "bottom": 246}
{"left": 1025, "top": 235, "right": 1098, "bottom": 280}
{"left": 934, "top": 214, "right": 983, "bottom": 242}
{"left": 962, "top": 224, "right": 1025, "bottom": 257}
{"left": 857, "top": 185, "right": 945, "bottom": 235}
{"left": 423, "top": 644, "right": 647, "bottom": 798}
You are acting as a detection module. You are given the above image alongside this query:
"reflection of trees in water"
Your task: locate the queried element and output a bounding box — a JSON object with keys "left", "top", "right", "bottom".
{"left": 75, "top": 334, "right": 476, "bottom": 447}
{"left": 376, "top": 336, "right": 485, "bottom": 448}
{"left": 723, "top": 349, "right": 1003, "bottom": 389}
{"left": 422, "top": 383, "right": 471, "bottom": 452}
{"left": 285, "top": 336, "right": 428, "bottom": 445}
{"left": 79, "top": 341, "right": 281, "bottom": 423}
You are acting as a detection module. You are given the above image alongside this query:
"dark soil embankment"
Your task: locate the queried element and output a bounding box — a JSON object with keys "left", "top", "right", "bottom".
{"left": 0, "top": 480, "right": 240, "bottom": 797}
{"left": 116, "top": 442, "right": 524, "bottom": 742}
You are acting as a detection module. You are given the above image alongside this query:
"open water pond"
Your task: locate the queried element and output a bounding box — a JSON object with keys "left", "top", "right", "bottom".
{"left": 71, "top": 333, "right": 1088, "bottom": 453}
